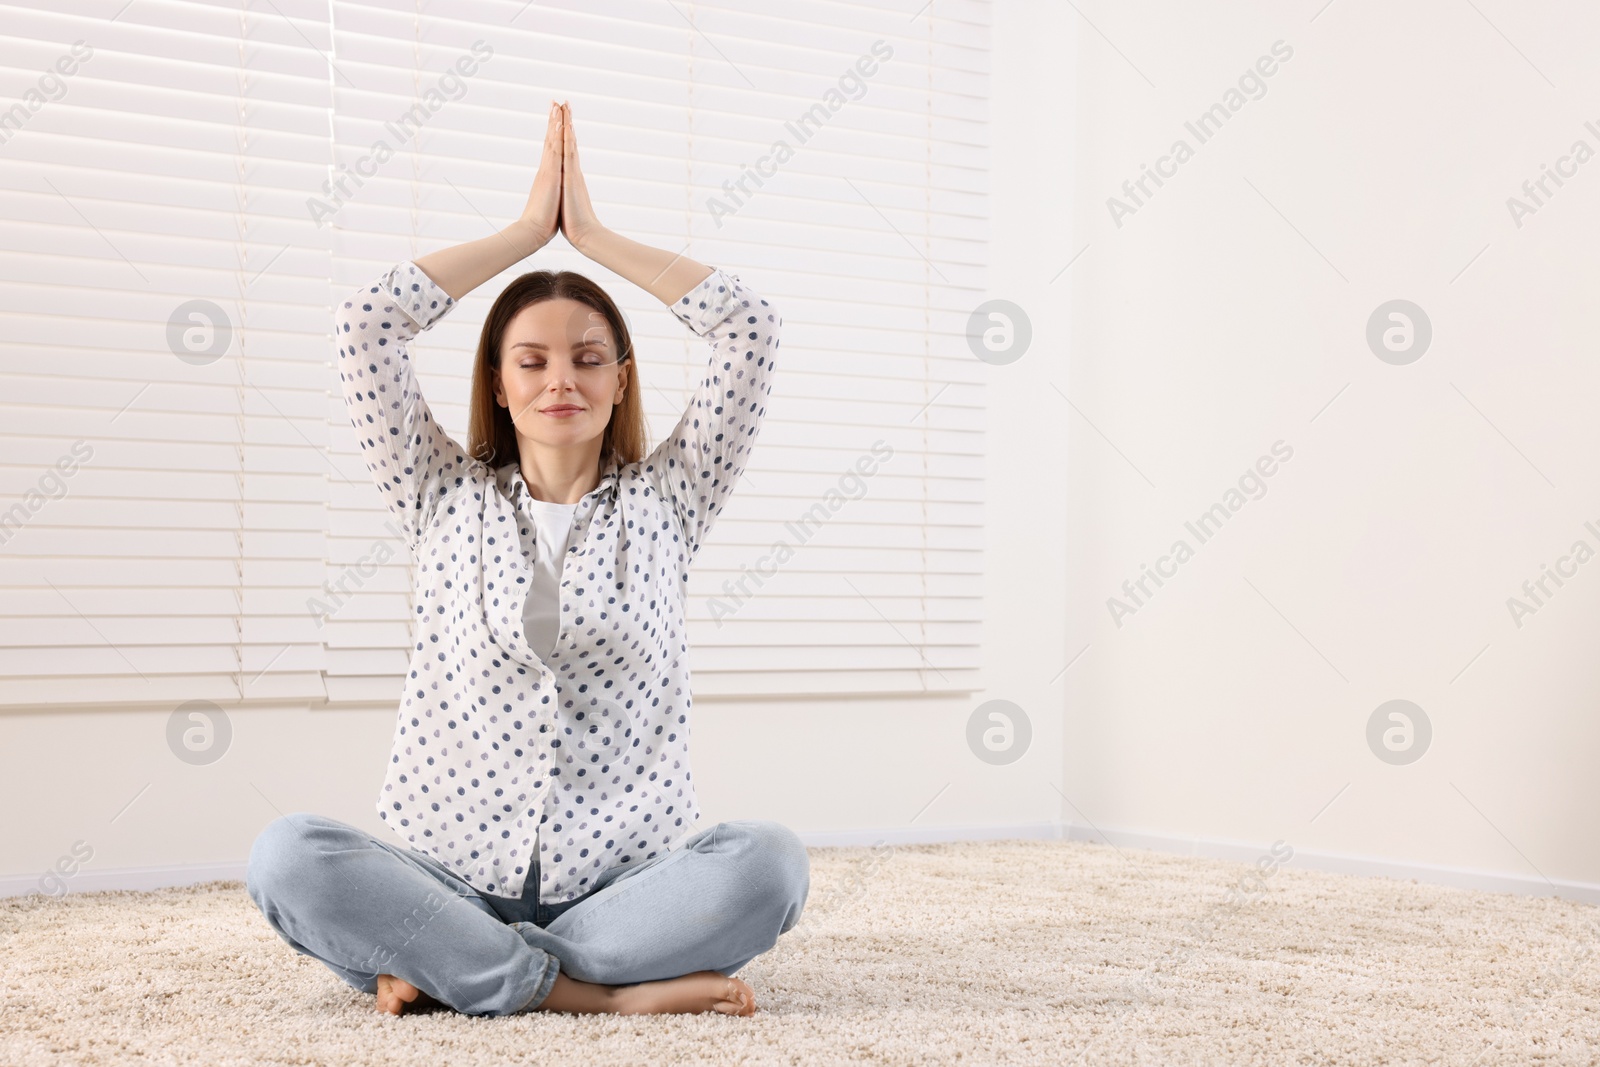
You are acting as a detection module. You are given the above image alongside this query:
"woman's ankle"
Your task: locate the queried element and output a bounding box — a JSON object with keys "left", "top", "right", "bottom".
{"left": 529, "top": 971, "right": 619, "bottom": 1014}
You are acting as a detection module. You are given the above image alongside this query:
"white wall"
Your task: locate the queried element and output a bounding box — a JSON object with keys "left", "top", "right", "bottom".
{"left": 1060, "top": 0, "right": 1600, "bottom": 896}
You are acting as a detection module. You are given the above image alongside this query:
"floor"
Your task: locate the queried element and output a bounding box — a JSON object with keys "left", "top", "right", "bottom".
{"left": 2, "top": 837, "right": 1597, "bottom": 1066}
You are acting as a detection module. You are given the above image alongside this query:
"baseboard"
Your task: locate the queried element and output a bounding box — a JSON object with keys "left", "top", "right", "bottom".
{"left": 794, "top": 821, "right": 1065, "bottom": 848}
{"left": 1, "top": 860, "right": 249, "bottom": 900}
{"left": 1060, "top": 822, "right": 1600, "bottom": 907}
{"left": 5, "top": 821, "right": 1598, "bottom": 906}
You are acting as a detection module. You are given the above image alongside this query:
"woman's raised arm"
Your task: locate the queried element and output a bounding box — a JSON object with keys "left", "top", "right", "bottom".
{"left": 644, "top": 268, "right": 783, "bottom": 564}
{"left": 553, "top": 102, "right": 783, "bottom": 562}
{"left": 334, "top": 101, "right": 566, "bottom": 548}
{"left": 413, "top": 100, "right": 566, "bottom": 300}
{"left": 334, "top": 263, "right": 470, "bottom": 551}
{"left": 556, "top": 102, "right": 714, "bottom": 303}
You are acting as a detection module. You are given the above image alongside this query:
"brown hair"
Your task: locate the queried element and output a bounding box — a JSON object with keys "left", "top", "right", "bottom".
{"left": 467, "top": 270, "right": 645, "bottom": 471}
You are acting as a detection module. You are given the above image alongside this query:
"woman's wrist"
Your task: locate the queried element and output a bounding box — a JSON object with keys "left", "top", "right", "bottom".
{"left": 508, "top": 218, "right": 553, "bottom": 257}
{"left": 568, "top": 222, "right": 608, "bottom": 259}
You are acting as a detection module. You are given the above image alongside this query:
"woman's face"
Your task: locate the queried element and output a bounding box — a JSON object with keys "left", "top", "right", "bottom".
{"left": 494, "top": 297, "right": 628, "bottom": 452}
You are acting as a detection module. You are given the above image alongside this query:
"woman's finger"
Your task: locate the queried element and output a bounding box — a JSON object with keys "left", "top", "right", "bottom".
{"left": 545, "top": 101, "right": 561, "bottom": 156}
{"left": 562, "top": 102, "right": 578, "bottom": 168}
{"left": 519, "top": 101, "right": 564, "bottom": 243}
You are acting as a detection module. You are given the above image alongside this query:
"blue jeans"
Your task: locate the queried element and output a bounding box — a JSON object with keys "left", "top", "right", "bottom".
{"left": 245, "top": 812, "right": 810, "bottom": 1016}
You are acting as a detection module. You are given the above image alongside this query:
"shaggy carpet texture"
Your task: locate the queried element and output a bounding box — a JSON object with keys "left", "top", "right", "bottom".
{"left": 2, "top": 837, "right": 1598, "bottom": 1066}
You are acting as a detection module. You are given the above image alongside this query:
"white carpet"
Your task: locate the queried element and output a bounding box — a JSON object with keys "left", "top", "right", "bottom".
{"left": 2, "top": 838, "right": 1597, "bottom": 1066}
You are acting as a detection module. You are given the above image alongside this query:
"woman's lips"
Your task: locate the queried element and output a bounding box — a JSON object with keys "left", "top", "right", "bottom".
{"left": 541, "top": 406, "right": 582, "bottom": 417}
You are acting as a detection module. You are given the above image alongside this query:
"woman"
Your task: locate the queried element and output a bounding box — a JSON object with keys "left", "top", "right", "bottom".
{"left": 245, "top": 101, "right": 806, "bottom": 1019}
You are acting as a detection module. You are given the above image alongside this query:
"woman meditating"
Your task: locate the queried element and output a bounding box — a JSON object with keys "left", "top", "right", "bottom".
{"left": 245, "top": 100, "right": 805, "bottom": 1018}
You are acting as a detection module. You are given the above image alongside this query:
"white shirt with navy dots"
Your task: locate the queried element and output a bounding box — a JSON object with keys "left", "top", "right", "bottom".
{"left": 335, "top": 260, "right": 780, "bottom": 904}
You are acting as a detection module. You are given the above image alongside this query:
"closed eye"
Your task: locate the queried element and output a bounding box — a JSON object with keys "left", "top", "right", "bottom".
{"left": 520, "top": 353, "right": 608, "bottom": 369}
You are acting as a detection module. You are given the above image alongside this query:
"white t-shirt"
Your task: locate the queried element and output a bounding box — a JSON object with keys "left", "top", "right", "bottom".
{"left": 518, "top": 495, "right": 579, "bottom": 660}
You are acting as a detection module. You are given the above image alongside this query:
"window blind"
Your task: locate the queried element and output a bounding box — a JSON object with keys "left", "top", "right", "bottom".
{"left": 0, "top": 0, "right": 335, "bottom": 707}
{"left": 0, "top": 0, "right": 988, "bottom": 707}
{"left": 323, "top": 0, "right": 988, "bottom": 700}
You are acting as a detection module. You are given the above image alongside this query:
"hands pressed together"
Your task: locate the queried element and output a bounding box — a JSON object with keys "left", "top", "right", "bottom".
{"left": 414, "top": 97, "right": 705, "bottom": 303}
{"left": 522, "top": 100, "right": 601, "bottom": 253}
{"left": 499, "top": 97, "right": 710, "bottom": 305}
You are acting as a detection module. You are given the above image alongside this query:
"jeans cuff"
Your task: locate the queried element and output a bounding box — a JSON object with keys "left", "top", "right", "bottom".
{"left": 514, "top": 949, "right": 561, "bottom": 1013}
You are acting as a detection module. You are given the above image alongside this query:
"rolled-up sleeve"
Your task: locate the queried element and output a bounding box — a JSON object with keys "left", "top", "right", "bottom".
{"left": 334, "top": 260, "right": 472, "bottom": 552}
{"left": 643, "top": 268, "right": 782, "bottom": 563}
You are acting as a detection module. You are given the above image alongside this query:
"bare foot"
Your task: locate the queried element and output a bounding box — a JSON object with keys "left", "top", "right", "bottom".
{"left": 611, "top": 971, "right": 757, "bottom": 1017}
{"left": 374, "top": 973, "right": 440, "bottom": 1016}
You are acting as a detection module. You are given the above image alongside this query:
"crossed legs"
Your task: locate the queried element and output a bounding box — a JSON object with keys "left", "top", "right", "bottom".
{"left": 245, "top": 813, "right": 810, "bottom": 1017}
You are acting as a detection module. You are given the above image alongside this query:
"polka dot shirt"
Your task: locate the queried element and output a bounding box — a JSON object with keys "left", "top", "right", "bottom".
{"left": 335, "top": 260, "right": 780, "bottom": 903}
